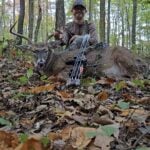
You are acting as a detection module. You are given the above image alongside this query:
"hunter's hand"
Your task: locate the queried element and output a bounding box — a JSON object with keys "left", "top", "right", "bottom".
{"left": 69, "top": 35, "right": 80, "bottom": 43}
{"left": 53, "top": 31, "right": 63, "bottom": 40}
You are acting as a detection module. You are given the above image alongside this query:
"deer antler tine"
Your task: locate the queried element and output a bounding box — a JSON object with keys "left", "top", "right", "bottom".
{"left": 10, "top": 21, "right": 33, "bottom": 45}
{"left": 46, "top": 34, "right": 54, "bottom": 42}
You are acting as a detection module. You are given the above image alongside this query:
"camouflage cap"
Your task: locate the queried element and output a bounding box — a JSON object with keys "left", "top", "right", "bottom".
{"left": 72, "top": 0, "right": 87, "bottom": 11}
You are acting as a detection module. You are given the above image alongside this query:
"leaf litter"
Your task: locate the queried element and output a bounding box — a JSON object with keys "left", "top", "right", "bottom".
{"left": 0, "top": 55, "right": 149, "bottom": 150}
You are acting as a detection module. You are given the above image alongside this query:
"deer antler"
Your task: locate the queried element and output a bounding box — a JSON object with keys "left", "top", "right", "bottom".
{"left": 10, "top": 21, "right": 33, "bottom": 45}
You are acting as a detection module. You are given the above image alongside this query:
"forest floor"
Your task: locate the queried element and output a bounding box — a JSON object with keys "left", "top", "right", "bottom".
{"left": 0, "top": 50, "right": 150, "bottom": 150}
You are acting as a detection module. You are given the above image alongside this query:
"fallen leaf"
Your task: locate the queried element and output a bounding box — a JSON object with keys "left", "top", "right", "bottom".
{"left": 56, "top": 90, "right": 73, "bottom": 101}
{"left": 122, "top": 93, "right": 133, "bottom": 100}
{"left": 97, "top": 77, "right": 115, "bottom": 85}
{"left": 27, "top": 84, "right": 55, "bottom": 94}
{"left": 138, "top": 97, "right": 150, "bottom": 105}
{"left": 120, "top": 109, "right": 131, "bottom": 117}
{"left": 117, "top": 101, "right": 130, "bottom": 110}
{"left": 97, "top": 91, "right": 109, "bottom": 101}
{"left": 0, "top": 111, "right": 8, "bottom": 117}
{"left": 92, "top": 115, "right": 115, "bottom": 125}
{"left": 60, "top": 126, "right": 73, "bottom": 141}
{"left": 0, "top": 131, "right": 19, "bottom": 148}
{"left": 48, "top": 132, "right": 61, "bottom": 141}
{"left": 19, "top": 118, "right": 35, "bottom": 129}
{"left": 16, "top": 138, "right": 45, "bottom": 150}
{"left": 72, "top": 115, "right": 88, "bottom": 125}
{"left": 94, "top": 135, "right": 113, "bottom": 150}
{"left": 71, "top": 127, "right": 96, "bottom": 149}
{"left": 115, "top": 81, "right": 127, "bottom": 91}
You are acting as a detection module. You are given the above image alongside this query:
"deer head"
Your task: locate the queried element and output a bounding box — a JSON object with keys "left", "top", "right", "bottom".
{"left": 10, "top": 21, "right": 61, "bottom": 70}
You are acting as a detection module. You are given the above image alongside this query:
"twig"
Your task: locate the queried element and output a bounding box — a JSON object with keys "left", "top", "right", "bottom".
{"left": 122, "top": 132, "right": 147, "bottom": 150}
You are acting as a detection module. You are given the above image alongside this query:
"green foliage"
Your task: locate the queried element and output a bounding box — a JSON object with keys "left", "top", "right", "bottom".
{"left": 12, "top": 92, "right": 33, "bottom": 100}
{"left": 132, "top": 79, "right": 145, "bottom": 88}
{"left": 40, "top": 75, "right": 49, "bottom": 82}
{"left": 86, "top": 130, "right": 98, "bottom": 138}
{"left": 117, "top": 101, "right": 130, "bottom": 110}
{"left": 18, "top": 68, "right": 33, "bottom": 85}
{"left": 0, "top": 117, "right": 12, "bottom": 127}
{"left": 100, "top": 125, "right": 118, "bottom": 137}
{"left": 19, "top": 133, "right": 28, "bottom": 143}
{"left": 19, "top": 76, "right": 28, "bottom": 85}
{"left": 136, "top": 147, "right": 150, "bottom": 150}
{"left": 40, "top": 136, "right": 50, "bottom": 147}
{"left": 114, "top": 81, "right": 126, "bottom": 92}
{"left": 81, "top": 77, "right": 96, "bottom": 86}
{"left": 27, "top": 68, "right": 33, "bottom": 79}
{"left": 86, "top": 125, "right": 118, "bottom": 138}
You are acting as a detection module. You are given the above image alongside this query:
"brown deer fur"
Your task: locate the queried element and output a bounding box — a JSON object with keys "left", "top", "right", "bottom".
{"left": 41, "top": 45, "right": 147, "bottom": 80}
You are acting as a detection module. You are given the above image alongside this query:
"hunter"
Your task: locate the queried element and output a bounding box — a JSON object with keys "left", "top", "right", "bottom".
{"left": 54, "top": 0, "right": 98, "bottom": 49}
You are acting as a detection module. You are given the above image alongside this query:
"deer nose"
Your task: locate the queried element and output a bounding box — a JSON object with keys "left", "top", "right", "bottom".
{"left": 37, "top": 60, "right": 45, "bottom": 68}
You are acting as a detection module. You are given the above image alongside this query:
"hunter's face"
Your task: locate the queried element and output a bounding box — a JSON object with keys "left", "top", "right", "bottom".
{"left": 72, "top": 6, "right": 86, "bottom": 21}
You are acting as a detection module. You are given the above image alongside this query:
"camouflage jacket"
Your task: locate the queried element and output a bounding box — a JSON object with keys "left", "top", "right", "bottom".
{"left": 62, "top": 20, "right": 98, "bottom": 47}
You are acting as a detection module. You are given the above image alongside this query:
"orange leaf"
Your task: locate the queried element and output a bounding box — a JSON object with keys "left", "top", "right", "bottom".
{"left": 97, "top": 91, "right": 109, "bottom": 101}
{"left": 48, "top": 75, "right": 65, "bottom": 83}
{"left": 120, "top": 109, "right": 131, "bottom": 117}
{"left": 48, "top": 132, "right": 61, "bottom": 141}
{"left": 27, "top": 84, "right": 55, "bottom": 94}
{"left": 61, "top": 126, "right": 73, "bottom": 141}
{"left": 0, "top": 111, "right": 7, "bottom": 117}
{"left": 0, "top": 131, "right": 19, "bottom": 148}
{"left": 17, "top": 138, "right": 45, "bottom": 150}
{"left": 57, "top": 90, "right": 73, "bottom": 101}
{"left": 97, "top": 77, "right": 115, "bottom": 85}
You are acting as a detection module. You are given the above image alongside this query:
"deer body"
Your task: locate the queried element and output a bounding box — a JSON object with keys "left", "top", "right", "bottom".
{"left": 10, "top": 22, "right": 147, "bottom": 81}
{"left": 36, "top": 45, "right": 146, "bottom": 80}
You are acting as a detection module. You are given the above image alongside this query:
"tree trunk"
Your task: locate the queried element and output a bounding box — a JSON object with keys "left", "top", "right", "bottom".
{"left": 107, "top": 0, "right": 111, "bottom": 45}
{"left": 125, "top": 3, "right": 131, "bottom": 48}
{"left": 16, "top": 0, "right": 25, "bottom": 45}
{"left": 121, "top": 14, "right": 125, "bottom": 47}
{"left": 13, "top": 0, "right": 16, "bottom": 25}
{"left": 89, "top": 0, "right": 92, "bottom": 21}
{"left": 100, "top": 0, "right": 105, "bottom": 43}
{"left": 55, "top": 0, "right": 65, "bottom": 30}
{"left": 34, "top": 0, "right": 42, "bottom": 43}
{"left": 1, "top": 0, "right": 5, "bottom": 40}
{"left": 120, "top": 1, "right": 125, "bottom": 47}
{"left": 46, "top": 0, "right": 49, "bottom": 39}
{"left": 28, "top": 0, "right": 34, "bottom": 42}
{"left": 132, "top": 0, "right": 137, "bottom": 47}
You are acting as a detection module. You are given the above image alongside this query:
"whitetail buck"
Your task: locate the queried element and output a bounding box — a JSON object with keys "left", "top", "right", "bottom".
{"left": 10, "top": 22, "right": 148, "bottom": 82}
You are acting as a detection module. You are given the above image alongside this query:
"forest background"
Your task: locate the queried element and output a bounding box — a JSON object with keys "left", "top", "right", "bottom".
{"left": 0, "top": 0, "right": 149, "bottom": 56}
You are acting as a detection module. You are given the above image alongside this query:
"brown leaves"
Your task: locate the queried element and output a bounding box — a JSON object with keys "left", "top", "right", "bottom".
{"left": 0, "top": 132, "right": 49, "bottom": 150}
{"left": 0, "top": 54, "right": 149, "bottom": 150}
{"left": 0, "top": 131, "right": 19, "bottom": 149}
{"left": 47, "top": 126, "right": 97, "bottom": 149}
{"left": 27, "top": 84, "right": 55, "bottom": 94}
{"left": 97, "top": 91, "right": 109, "bottom": 101}
{"left": 97, "top": 77, "right": 115, "bottom": 85}
{"left": 70, "top": 127, "right": 96, "bottom": 149}
{"left": 56, "top": 90, "right": 73, "bottom": 101}
{"left": 16, "top": 138, "right": 46, "bottom": 150}
{"left": 93, "top": 135, "right": 113, "bottom": 150}
{"left": 137, "top": 97, "right": 150, "bottom": 105}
